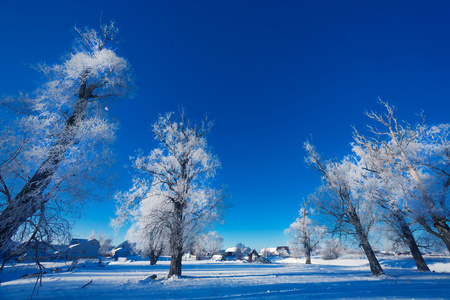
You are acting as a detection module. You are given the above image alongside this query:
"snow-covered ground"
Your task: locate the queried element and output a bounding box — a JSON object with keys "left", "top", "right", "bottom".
{"left": 1, "top": 255, "right": 450, "bottom": 299}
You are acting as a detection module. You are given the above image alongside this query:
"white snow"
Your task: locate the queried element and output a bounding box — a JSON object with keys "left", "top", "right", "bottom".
{"left": 1, "top": 256, "right": 450, "bottom": 299}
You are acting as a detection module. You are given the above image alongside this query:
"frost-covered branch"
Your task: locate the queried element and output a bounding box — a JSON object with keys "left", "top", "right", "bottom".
{"left": 285, "top": 198, "right": 327, "bottom": 264}
{"left": 353, "top": 101, "right": 450, "bottom": 253}
{"left": 114, "top": 110, "right": 226, "bottom": 278}
{"left": 0, "top": 21, "right": 132, "bottom": 256}
{"left": 304, "top": 140, "right": 385, "bottom": 276}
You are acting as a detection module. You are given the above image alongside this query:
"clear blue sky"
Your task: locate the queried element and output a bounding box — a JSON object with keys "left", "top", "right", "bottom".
{"left": 1, "top": 1, "right": 449, "bottom": 250}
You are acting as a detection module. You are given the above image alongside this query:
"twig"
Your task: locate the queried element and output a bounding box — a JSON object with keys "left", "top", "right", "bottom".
{"left": 81, "top": 279, "right": 93, "bottom": 288}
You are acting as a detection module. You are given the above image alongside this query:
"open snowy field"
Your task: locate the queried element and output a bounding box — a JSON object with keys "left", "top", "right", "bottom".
{"left": 1, "top": 256, "right": 450, "bottom": 299}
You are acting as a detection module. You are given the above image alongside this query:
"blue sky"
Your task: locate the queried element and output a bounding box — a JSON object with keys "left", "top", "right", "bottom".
{"left": 1, "top": 1, "right": 450, "bottom": 250}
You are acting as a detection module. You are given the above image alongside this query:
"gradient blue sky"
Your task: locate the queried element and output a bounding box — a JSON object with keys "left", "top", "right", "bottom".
{"left": 1, "top": 1, "right": 449, "bottom": 250}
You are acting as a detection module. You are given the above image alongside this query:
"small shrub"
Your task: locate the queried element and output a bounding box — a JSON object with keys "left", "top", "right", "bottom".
{"left": 321, "top": 239, "right": 342, "bottom": 260}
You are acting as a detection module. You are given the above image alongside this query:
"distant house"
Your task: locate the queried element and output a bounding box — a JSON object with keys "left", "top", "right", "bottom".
{"left": 224, "top": 246, "right": 251, "bottom": 260}
{"left": 67, "top": 239, "right": 100, "bottom": 260}
{"left": 224, "top": 247, "right": 237, "bottom": 257}
{"left": 111, "top": 240, "right": 136, "bottom": 259}
{"left": 70, "top": 238, "right": 88, "bottom": 246}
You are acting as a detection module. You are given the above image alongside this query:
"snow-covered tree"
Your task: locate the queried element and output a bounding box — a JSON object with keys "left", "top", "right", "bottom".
{"left": 352, "top": 140, "right": 430, "bottom": 271}
{"left": 0, "top": 21, "right": 132, "bottom": 256}
{"left": 98, "top": 234, "right": 114, "bottom": 257}
{"left": 321, "top": 238, "right": 343, "bottom": 260}
{"left": 88, "top": 230, "right": 97, "bottom": 240}
{"left": 203, "top": 231, "right": 224, "bottom": 256}
{"left": 305, "top": 142, "right": 385, "bottom": 276}
{"left": 114, "top": 110, "right": 226, "bottom": 277}
{"left": 191, "top": 231, "right": 224, "bottom": 259}
{"left": 85, "top": 231, "right": 114, "bottom": 256}
{"left": 234, "top": 243, "right": 250, "bottom": 260}
{"left": 125, "top": 194, "right": 169, "bottom": 265}
{"left": 353, "top": 101, "right": 450, "bottom": 253}
{"left": 285, "top": 199, "right": 327, "bottom": 264}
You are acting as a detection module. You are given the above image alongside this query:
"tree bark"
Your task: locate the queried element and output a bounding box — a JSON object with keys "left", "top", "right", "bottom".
{"left": 432, "top": 216, "right": 450, "bottom": 253}
{"left": 412, "top": 176, "right": 450, "bottom": 253}
{"left": 0, "top": 81, "right": 91, "bottom": 254}
{"left": 149, "top": 247, "right": 162, "bottom": 265}
{"left": 304, "top": 247, "right": 312, "bottom": 265}
{"left": 149, "top": 251, "right": 157, "bottom": 266}
{"left": 354, "top": 222, "right": 385, "bottom": 276}
{"left": 303, "top": 233, "right": 312, "bottom": 264}
{"left": 393, "top": 211, "right": 429, "bottom": 272}
{"left": 168, "top": 202, "right": 184, "bottom": 278}
{"left": 168, "top": 250, "right": 183, "bottom": 278}
{"left": 347, "top": 201, "right": 384, "bottom": 276}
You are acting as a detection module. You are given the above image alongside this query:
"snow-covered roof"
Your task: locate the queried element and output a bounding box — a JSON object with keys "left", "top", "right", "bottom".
{"left": 70, "top": 238, "right": 88, "bottom": 246}
{"left": 113, "top": 240, "right": 134, "bottom": 251}
{"left": 225, "top": 247, "right": 237, "bottom": 253}
{"left": 261, "top": 247, "right": 277, "bottom": 252}
{"left": 68, "top": 239, "right": 99, "bottom": 249}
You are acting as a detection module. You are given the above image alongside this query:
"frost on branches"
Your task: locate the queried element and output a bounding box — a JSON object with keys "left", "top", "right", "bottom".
{"left": 0, "top": 21, "right": 132, "bottom": 257}
{"left": 285, "top": 199, "right": 326, "bottom": 264}
{"left": 353, "top": 101, "right": 450, "bottom": 253}
{"left": 304, "top": 142, "right": 385, "bottom": 276}
{"left": 114, "top": 110, "right": 226, "bottom": 278}
{"left": 191, "top": 231, "right": 224, "bottom": 259}
{"left": 303, "top": 101, "right": 449, "bottom": 274}
{"left": 352, "top": 136, "right": 430, "bottom": 271}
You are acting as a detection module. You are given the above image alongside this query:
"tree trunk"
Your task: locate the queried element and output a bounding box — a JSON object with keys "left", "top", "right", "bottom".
{"left": 168, "top": 250, "right": 183, "bottom": 278}
{"left": 415, "top": 181, "right": 450, "bottom": 253}
{"left": 0, "top": 81, "right": 91, "bottom": 254}
{"left": 355, "top": 224, "right": 384, "bottom": 276}
{"left": 168, "top": 202, "right": 184, "bottom": 278}
{"left": 347, "top": 202, "right": 384, "bottom": 276}
{"left": 432, "top": 216, "right": 450, "bottom": 253}
{"left": 393, "top": 211, "right": 429, "bottom": 272}
{"left": 305, "top": 247, "right": 311, "bottom": 264}
{"left": 149, "top": 251, "right": 157, "bottom": 266}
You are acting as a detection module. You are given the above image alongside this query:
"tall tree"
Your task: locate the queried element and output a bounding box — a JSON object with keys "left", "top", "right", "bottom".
{"left": 285, "top": 199, "right": 327, "bottom": 264}
{"left": 353, "top": 101, "right": 450, "bottom": 253}
{"left": 114, "top": 110, "right": 226, "bottom": 278}
{"left": 353, "top": 141, "right": 430, "bottom": 271}
{"left": 0, "top": 21, "right": 131, "bottom": 255}
{"left": 305, "top": 142, "right": 385, "bottom": 276}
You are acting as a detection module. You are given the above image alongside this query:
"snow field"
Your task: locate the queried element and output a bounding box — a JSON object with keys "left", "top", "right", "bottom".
{"left": 1, "top": 256, "right": 450, "bottom": 299}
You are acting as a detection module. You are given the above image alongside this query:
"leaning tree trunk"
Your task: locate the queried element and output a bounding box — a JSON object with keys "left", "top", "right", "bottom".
{"left": 417, "top": 215, "right": 450, "bottom": 253}
{"left": 413, "top": 176, "right": 450, "bottom": 253}
{"left": 393, "top": 211, "right": 429, "bottom": 272}
{"left": 347, "top": 202, "right": 385, "bottom": 276}
{"left": 432, "top": 216, "right": 450, "bottom": 253}
{"left": 0, "top": 80, "right": 91, "bottom": 254}
{"left": 354, "top": 222, "right": 385, "bottom": 276}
